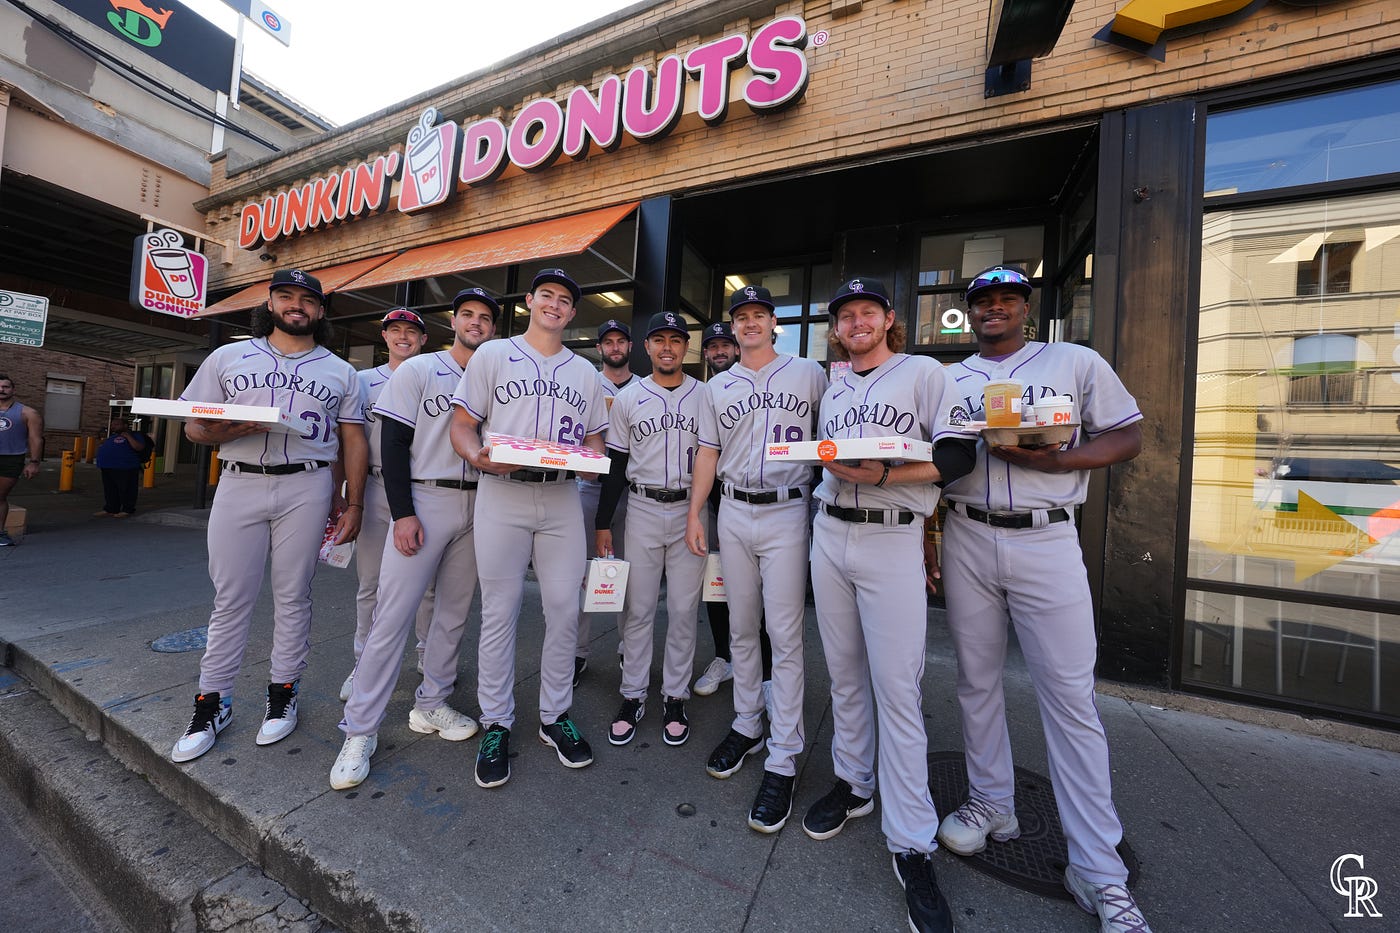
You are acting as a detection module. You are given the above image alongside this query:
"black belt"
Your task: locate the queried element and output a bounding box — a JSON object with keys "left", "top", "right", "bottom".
{"left": 509, "top": 469, "right": 575, "bottom": 483}
{"left": 822, "top": 503, "right": 917, "bottom": 525}
{"left": 224, "top": 460, "right": 329, "bottom": 475}
{"left": 958, "top": 503, "right": 1069, "bottom": 529}
{"left": 630, "top": 483, "right": 687, "bottom": 503}
{"left": 723, "top": 487, "right": 803, "bottom": 505}
{"left": 412, "top": 478, "right": 478, "bottom": 490}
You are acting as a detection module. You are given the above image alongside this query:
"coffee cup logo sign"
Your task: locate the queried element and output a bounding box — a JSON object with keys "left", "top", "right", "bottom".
{"left": 236, "top": 15, "right": 810, "bottom": 249}
{"left": 130, "top": 229, "right": 208, "bottom": 317}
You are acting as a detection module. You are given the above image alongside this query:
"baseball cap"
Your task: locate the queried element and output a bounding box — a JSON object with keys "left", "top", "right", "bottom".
{"left": 701, "top": 322, "right": 735, "bottom": 346}
{"left": 269, "top": 269, "right": 324, "bottom": 302}
{"left": 965, "top": 265, "right": 1032, "bottom": 306}
{"left": 726, "top": 284, "right": 775, "bottom": 316}
{"left": 827, "top": 277, "right": 892, "bottom": 318}
{"left": 597, "top": 319, "right": 630, "bottom": 341}
{"left": 645, "top": 311, "right": 689, "bottom": 339}
{"left": 529, "top": 268, "right": 581, "bottom": 305}
{"left": 380, "top": 308, "right": 427, "bottom": 332}
{"left": 452, "top": 287, "right": 501, "bottom": 318}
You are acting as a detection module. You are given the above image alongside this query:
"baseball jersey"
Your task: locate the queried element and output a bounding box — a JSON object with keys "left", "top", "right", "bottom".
{"left": 580, "top": 372, "right": 631, "bottom": 485}
{"left": 181, "top": 337, "right": 363, "bottom": 465}
{"left": 606, "top": 374, "right": 704, "bottom": 490}
{"left": 374, "top": 351, "right": 477, "bottom": 482}
{"left": 697, "top": 353, "right": 826, "bottom": 491}
{"left": 357, "top": 364, "right": 393, "bottom": 469}
{"left": 814, "top": 354, "right": 960, "bottom": 518}
{"left": 450, "top": 336, "right": 609, "bottom": 444}
{"left": 939, "top": 341, "right": 1143, "bottom": 511}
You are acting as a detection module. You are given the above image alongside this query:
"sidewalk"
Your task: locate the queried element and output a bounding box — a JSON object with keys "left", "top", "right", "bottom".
{"left": 2, "top": 462, "right": 1397, "bottom": 932}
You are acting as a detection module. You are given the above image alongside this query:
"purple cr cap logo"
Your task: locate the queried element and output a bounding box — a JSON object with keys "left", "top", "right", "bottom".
{"left": 744, "top": 287, "right": 756, "bottom": 298}
{"left": 666, "top": 313, "right": 677, "bottom": 325}
{"left": 849, "top": 280, "right": 864, "bottom": 292}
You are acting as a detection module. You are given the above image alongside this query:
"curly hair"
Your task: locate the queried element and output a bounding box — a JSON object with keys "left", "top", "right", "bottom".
{"left": 249, "top": 301, "right": 334, "bottom": 345}
{"left": 826, "top": 314, "right": 907, "bottom": 362}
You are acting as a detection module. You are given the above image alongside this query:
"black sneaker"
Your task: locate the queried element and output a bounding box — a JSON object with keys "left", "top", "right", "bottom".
{"left": 892, "top": 850, "right": 954, "bottom": 933}
{"left": 747, "top": 770, "right": 795, "bottom": 833}
{"left": 170, "top": 691, "right": 231, "bottom": 762}
{"left": 475, "top": 725, "right": 511, "bottom": 788}
{"left": 706, "top": 729, "right": 763, "bottom": 779}
{"left": 661, "top": 697, "right": 689, "bottom": 746}
{"left": 803, "top": 779, "right": 875, "bottom": 840}
{"left": 609, "top": 697, "right": 644, "bottom": 746}
{"left": 539, "top": 714, "right": 594, "bottom": 768}
{"left": 572, "top": 656, "right": 588, "bottom": 687}
{"left": 256, "top": 680, "right": 299, "bottom": 746}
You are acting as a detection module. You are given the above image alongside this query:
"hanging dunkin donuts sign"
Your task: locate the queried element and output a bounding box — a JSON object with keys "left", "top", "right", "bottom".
{"left": 236, "top": 15, "right": 810, "bottom": 249}
{"left": 130, "top": 228, "right": 209, "bottom": 316}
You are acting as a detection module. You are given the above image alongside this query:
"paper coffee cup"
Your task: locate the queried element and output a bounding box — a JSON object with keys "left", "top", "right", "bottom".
{"left": 983, "top": 380, "right": 1023, "bottom": 428}
{"left": 1034, "top": 395, "right": 1075, "bottom": 426}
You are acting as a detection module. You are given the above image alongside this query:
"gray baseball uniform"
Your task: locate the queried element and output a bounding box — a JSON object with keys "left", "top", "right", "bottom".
{"left": 451, "top": 336, "right": 608, "bottom": 729}
{"left": 697, "top": 353, "right": 826, "bottom": 776}
{"left": 576, "top": 370, "right": 631, "bottom": 658}
{"left": 181, "top": 337, "right": 363, "bottom": 695}
{"left": 811, "top": 353, "right": 959, "bottom": 853}
{"left": 606, "top": 374, "right": 706, "bottom": 701}
{"left": 341, "top": 351, "right": 481, "bottom": 736}
{"left": 939, "top": 340, "right": 1143, "bottom": 884}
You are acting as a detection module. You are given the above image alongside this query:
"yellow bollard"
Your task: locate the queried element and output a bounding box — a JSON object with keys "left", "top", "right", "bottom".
{"left": 143, "top": 455, "right": 156, "bottom": 489}
{"left": 208, "top": 448, "right": 220, "bottom": 486}
{"left": 85, "top": 435, "right": 97, "bottom": 463}
{"left": 59, "top": 449, "right": 75, "bottom": 492}
{"left": 72, "top": 437, "right": 82, "bottom": 457}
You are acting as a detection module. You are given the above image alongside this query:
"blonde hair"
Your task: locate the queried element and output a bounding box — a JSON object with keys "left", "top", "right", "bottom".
{"left": 827, "top": 315, "right": 906, "bottom": 361}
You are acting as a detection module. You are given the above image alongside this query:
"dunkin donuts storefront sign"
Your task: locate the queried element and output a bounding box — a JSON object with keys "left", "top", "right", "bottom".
{"left": 236, "top": 15, "right": 811, "bottom": 250}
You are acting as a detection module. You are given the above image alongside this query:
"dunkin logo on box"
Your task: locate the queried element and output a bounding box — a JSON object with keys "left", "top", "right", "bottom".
{"left": 770, "top": 444, "right": 790, "bottom": 455}
{"left": 817, "top": 439, "right": 838, "bottom": 461}
{"left": 541, "top": 456, "right": 568, "bottom": 467}
{"left": 191, "top": 405, "right": 226, "bottom": 415}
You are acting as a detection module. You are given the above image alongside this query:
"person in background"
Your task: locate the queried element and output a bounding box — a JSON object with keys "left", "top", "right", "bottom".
{"left": 0, "top": 373, "right": 44, "bottom": 547}
{"left": 94, "top": 415, "right": 151, "bottom": 517}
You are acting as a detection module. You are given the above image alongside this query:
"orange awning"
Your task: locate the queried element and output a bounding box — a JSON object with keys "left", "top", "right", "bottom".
{"left": 197, "top": 253, "right": 401, "bottom": 317}
{"left": 342, "top": 202, "right": 639, "bottom": 293}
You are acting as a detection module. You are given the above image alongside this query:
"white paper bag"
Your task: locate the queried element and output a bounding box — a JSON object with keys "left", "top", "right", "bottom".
{"left": 318, "top": 517, "right": 355, "bottom": 569}
{"left": 583, "top": 558, "right": 629, "bottom": 612}
{"left": 702, "top": 552, "right": 726, "bottom": 602}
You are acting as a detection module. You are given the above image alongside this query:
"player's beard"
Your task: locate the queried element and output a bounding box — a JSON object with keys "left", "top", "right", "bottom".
{"left": 272, "top": 311, "right": 317, "bottom": 337}
{"left": 600, "top": 348, "right": 629, "bottom": 368}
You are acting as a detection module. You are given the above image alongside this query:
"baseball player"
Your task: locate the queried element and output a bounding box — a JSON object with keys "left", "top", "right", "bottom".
{"left": 685, "top": 285, "right": 826, "bottom": 833}
{"left": 574, "top": 318, "right": 634, "bottom": 684}
{"left": 449, "top": 268, "right": 608, "bottom": 788}
{"left": 330, "top": 289, "right": 498, "bottom": 790}
{"left": 804, "top": 278, "right": 972, "bottom": 933}
{"left": 935, "top": 265, "right": 1151, "bottom": 933}
{"left": 593, "top": 311, "right": 705, "bottom": 746}
{"left": 0, "top": 373, "right": 44, "bottom": 547}
{"left": 341, "top": 309, "right": 430, "bottom": 702}
{"left": 171, "top": 269, "right": 365, "bottom": 763}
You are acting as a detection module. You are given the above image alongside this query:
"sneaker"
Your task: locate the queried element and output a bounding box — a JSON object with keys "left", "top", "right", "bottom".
{"left": 409, "top": 704, "right": 479, "bottom": 741}
{"left": 329, "top": 734, "right": 378, "bottom": 790}
{"left": 802, "top": 779, "right": 875, "bottom": 840}
{"left": 747, "top": 770, "right": 795, "bottom": 833}
{"left": 936, "top": 797, "right": 1020, "bottom": 855}
{"left": 662, "top": 697, "right": 689, "bottom": 746}
{"left": 693, "top": 657, "right": 732, "bottom": 696}
{"left": 255, "top": 681, "right": 299, "bottom": 746}
{"left": 475, "top": 725, "right": 511, "bottom": 788}
{"left": 892, "top": 850, "right": 955, "bottom": 933}
{"left": 92, "top": 509, "right": 113, "bottom": 517}
{"left": 609, "top": 697, "right": 644, "bottom": 746}
{"left": 339, "top": 669, "right": 355, "bottom": 702}
{"left": 1064, "top": 865, "right": 1153, "bottom": 933}
{"left": 539, "top": 714, "right": 594, "bottom": 768}
{"left": 113, "top": 512, "right": 131, "bottom": 518}
{"left": 0, "top": 531, "right": 14, "bottom": 547}
{"left": 706, "top": 729, "right": 763, "bottom": 779}
{"left": 170, "top": 692, "right": 231, "bottom": 762}
{"left": 761, "top": 679, "right": 775, "bottom": 721}
{"left": 572, "top": 656, "right": 588, "bottom": 687}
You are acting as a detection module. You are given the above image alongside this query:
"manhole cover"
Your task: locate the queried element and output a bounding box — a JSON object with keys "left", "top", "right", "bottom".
{"left": 929, "top": 751, "right": 1138, "bottom": 900}
{"left": 151, "top": 627, "right": 208, "bottom": 653}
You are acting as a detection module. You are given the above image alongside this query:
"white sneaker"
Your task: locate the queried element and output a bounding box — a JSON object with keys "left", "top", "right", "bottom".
{"left": 761, "top": 679, "right": 774, "bottom": 721}
{"left": 936, "top": 797, "right": 1020, "bottom": 855}
{"left": 1064, "top": 865, "right": 1153, "bottom": 932}
{"left": 693, "top": 657, "right": 732, "bottom": 696}
{"left": 339, "top": 670, "right": 355, "bottom": 702}
{"left": 171, "top": 692, "right": 231, "bottom": 763}
{"left": 255, "top": 681, "right": 299, "bottom": 746}
{"left": 408, "top": 705, "right": 479, "bottom": 741}
{"left": 329, "top": 734, "right": 378, "bottom": 790}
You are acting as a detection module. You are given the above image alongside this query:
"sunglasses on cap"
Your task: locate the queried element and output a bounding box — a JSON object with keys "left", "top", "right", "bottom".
{"left": 381, "top": 309, "right": 426, "bottom": 330}
{"left": 965, "top": 267, "right": 1032, "bottom": 302}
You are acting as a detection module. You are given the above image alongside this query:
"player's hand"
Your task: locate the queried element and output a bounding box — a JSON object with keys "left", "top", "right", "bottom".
{"left": 470, "top": 444, "right": 516, "bottom": 476}
{"left": 393, "top": 515, "right": 425, "bottom": 556}
{"left": 595, "top": 529, "right": 613, "bottom": 558}
{"left": 332, "top": 505, "right": 362, "bottom": 545}
{"left": 988, "top": 443, "right": 1070, "bottom": 473}
{"left": 577, "top": 470, "right": 599, "bottom": 482}
{"left": 685, "top": 512, "right": 707, "bottom": 557}
{"left": 192, "top": 418, "right": 269, "bottom": 444}
{"left": 21, "top": 460, "right": 38, "bottom": 480}
{"left": 823, "top": 459, "right": 883, "bottom": 485}
{"left": 924, "top": 532, "right": 941, "bottom": 596}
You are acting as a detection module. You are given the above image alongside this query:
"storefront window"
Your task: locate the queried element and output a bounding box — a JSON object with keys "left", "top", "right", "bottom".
{"left": 915, "top": 227, "right": 1043, "bottom": 353}
{"left": 720, "top": 263, "right": 833, "bottom": 365}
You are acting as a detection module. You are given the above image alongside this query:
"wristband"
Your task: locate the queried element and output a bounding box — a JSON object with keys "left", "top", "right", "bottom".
{"left": 875, "top": 463, "right": 890, "bottom": 487}
{"left": 345, "top": 503, "right": 363, "bottom": 510}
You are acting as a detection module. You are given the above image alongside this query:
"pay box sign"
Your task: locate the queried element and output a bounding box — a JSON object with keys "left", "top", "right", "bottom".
{"left": 584, "top": 559, "right": 629, "bottom": 612}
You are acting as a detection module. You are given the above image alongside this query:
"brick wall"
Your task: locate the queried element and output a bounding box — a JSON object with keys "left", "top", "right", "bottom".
{"left": 0, "top": 347, "right": 135, "bottom": 458}
{"left": 200, "top": 0, "right": 1400, "bottom": 289}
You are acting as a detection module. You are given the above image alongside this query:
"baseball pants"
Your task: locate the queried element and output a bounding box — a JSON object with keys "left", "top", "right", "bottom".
{"left": 618, "top": 494, "right": 704, "bottom": 701}
{"left": 475, "top": 475, "right": 586, "bottom": 730}
{"left": 811, "top": 512, "right": 941, "bottom": 853}
{"left": 576, "top": 477, "right": 628, "bottom": 658}
{"left": 942, "top": 508, "right": 1129, "bottom": 885}
{"left": 199, "top": 468, "right": 332, "bottom": 695}
{"left": 353, "top": 475, "right": 433, "bottom": 664}
{"left": 340, "top": 484, "right": 479, "bottom": 736}
{"left": 717, "top": 494, "right": 809, "bottom": 777}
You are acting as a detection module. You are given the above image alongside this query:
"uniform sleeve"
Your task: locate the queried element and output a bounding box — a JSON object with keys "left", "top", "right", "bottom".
{"left": 807, "top": 360, "right": 827, "bottom": 437}
{"left": 336, "top": 364, "right": 365, "bottom": 424}
{"left": 455, "top": 344, "right": 493, "bottom": 422}
{"left": 605, "top": 391, "right": 632, "bottom": 454}
{"left": 376, "top": 360, "right": 424, "bottom": 429}
{"left": 697, "top": 382, "right": 720, "bottom": 450}
{"left": 180, "top": 349, "right": 227, "bottom": 402}
{"left": 582, "top": 365, "right": 610, "bottom": 436}
{"left": 1078, "top": 351, "right": 1143, "bottom": 437}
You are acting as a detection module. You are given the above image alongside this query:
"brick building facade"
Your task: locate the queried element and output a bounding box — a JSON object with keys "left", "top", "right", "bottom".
{"left": 0, "top": 347, "right": 134, "bottom": 456}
